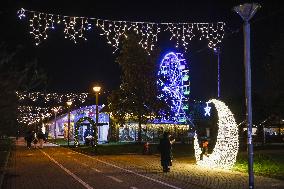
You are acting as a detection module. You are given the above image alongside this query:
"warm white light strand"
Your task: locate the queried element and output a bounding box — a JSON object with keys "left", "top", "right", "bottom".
{"left": 17, "top": 105, "right": 63, "bottom": 125}
{"left": 18, "top": 8, "right": 226, "bottom": 53}
{"left": 16, "top": 91, "right": 89, "bottom": 104}
{"left": 16, "top": 91, "right": 90, "bottom": 125}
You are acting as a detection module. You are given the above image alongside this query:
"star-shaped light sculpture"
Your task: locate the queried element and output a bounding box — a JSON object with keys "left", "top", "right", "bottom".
{"left": 204, "top": 102, "right": 211, "bottom": 116}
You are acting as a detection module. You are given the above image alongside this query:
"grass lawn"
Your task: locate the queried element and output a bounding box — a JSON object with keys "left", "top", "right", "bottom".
{"left": 51, "top": 138, "right": 68, "bottom": 146}
{"left": 233, "top": 146, "right": 284, "bottom": 180}
{"left": 0, "top": 138, "right": 13, "bottom": 173}
{"left": 70, "top": 142, "right": 195, "bottom": 156}
{"left": 72, "top": 142, "right": 152, "bottom": 155}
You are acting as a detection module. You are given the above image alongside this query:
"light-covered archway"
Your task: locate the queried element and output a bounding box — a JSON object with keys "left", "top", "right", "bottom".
{"left": 74, "top": 117, "right": 97, "bottom": 147}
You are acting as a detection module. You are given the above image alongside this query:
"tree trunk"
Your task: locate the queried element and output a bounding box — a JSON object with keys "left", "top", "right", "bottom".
{"left": 138, "top": 114, "right": 142, "bottom": 143}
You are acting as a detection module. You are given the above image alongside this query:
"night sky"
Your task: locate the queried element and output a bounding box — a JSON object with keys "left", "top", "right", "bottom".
{"left": 1, "top": 0, "right": 283, "bottom": 103}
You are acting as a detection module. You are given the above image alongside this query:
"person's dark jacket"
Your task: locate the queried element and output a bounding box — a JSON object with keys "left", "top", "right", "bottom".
{"left": 159, "top": 137, "right": 172, "bottom": 166}
{"left": 25, "top": 132, "right": 33, "bottom": 142}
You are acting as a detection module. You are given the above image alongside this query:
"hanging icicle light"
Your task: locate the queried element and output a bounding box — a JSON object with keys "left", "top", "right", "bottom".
{"left": 17, "top": 8, "right": 226, "bottom": 53}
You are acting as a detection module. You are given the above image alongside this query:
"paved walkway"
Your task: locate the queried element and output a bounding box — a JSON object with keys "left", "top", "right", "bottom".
{"left": 2, "top": 138, "right": 284, "bottom": 189}
{"left": 97, "top": 155, "right": 284, "bottom": 189}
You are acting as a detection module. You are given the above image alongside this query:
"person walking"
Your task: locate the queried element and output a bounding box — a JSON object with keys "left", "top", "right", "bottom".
{"left": 159, "top": 132, "right": 175, "bottom": 172}
{"left": 24, "top": 130, "right": 33, "bottom": 149}
{"left": 37, "top": 131, "right": 46, "bottom": 149}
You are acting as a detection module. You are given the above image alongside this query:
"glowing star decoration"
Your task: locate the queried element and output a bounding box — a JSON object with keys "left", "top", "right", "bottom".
{"left": 157, "top": 52, "right": 190, "bottom": 123}
{"left": 204, "top": 102, "right": 211, "bottom": 116}
{"left": 194, "top": 99, "right": 239, "bottom": 169}
{"left": 17, "top": 8, "right": 226, "bottom": 53}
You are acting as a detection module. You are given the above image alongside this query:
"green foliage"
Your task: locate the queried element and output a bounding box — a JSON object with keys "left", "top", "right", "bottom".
{"left": 52, "top": 138, "right": 68, "bottom": 145}
{"left": 108, "top": 118, "right": 119, "bottom": 142}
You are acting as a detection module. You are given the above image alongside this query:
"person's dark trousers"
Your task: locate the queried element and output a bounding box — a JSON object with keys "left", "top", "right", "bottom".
{"left": 162, "top": 162, "right": 170, "bottom": 172}
{"left": 27, "top": 141, "right": 31, "bottom": 148}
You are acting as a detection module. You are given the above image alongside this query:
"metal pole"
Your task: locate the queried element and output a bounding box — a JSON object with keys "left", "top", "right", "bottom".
{"left": 67, "top": 107, "right": 70, "bottom": 147}
{"left": 217, "top": 47, "right": 220, "bottom": 98}
{"left": 263, "top": 125, "right": 266, "bottom": 145}
{"left": 134, "top": 127, "right": 137, "bottom": 141}
{"left": 244, "top": 20, "right": 254, "bottom": 189}
{"left": 54, "top": 112, "right": 57, "bottom": 139}
{"left": 95, "top": 92, "right": 99, "bottom": 145}
{"left": 233, "top": 4, "right": 260, "bottom": 188}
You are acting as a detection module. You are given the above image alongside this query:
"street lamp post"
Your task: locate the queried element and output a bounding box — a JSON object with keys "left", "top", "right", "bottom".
{"left": 93, "top": 86, "right": 101, "bottom": 147}
{"left": 214, "top": 47, "right": 221, "bottom": 98}
{"left": 66, "top": 101, "right": 73, "bottom": 147}
{"left": 53, "top": 108, "right": 58, "bottom": 139}
{"left": 233, "top": 3, "right": 261, "bottom": 189}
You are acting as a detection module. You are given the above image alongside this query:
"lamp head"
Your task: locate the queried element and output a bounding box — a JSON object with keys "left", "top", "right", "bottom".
{"left": 66, "top": 101, "right": 73, "bottom": 106}
{"left": 93, "top": 86, "right": 101, "bottom": 93}
{"left": 233, "top": 3, "right": 261, "bottom": 22}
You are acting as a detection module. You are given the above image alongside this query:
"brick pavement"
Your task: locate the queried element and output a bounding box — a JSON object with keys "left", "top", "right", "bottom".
{"left": 2, "top": 138, "right": 84, "bottom": 189}
{"left": 94, "top": 154, "right": 284, "bottom": 189}
{"left": 2, "top": 139, "right": 192, "bottom": 189}
{"left": 2, "top": 138, "right": 284, "bottom": 189}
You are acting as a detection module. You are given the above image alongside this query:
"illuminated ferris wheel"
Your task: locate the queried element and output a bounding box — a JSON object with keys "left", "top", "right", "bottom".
{"left": 157, "top": 52, "right": 190, "bottom": 123}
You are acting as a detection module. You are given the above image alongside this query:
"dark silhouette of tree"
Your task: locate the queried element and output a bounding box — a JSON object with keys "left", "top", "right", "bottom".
{"left": 0, "top": 43, "right": 47, "bottom": 136}
{"left": 108, "top": 32, "right": 169, "bottom": 143}
{"left": 263, "top": 32, "right": 284, "bottom": 118}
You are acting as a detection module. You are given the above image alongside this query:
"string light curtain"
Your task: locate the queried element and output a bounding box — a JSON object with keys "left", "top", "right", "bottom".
{"left": 17, "top": 8, "right": 226, "bottom": 53}
{"left": 16, "top": 91, "right": 89, "bottom": 103}
{"left": 16, "top": 91, "right": 90, "bottom": 125}
{"left": 17, "top": 106, "right": 63, "bottom": 125}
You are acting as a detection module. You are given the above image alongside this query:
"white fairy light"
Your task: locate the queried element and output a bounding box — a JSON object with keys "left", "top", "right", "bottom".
{"left": 17, "top": 8, "right": 226, "bottom": 53}
{"left": 194, "top": 99, "right": 239, "bottom": 169}
{"left": 16, "top": 91, "right": 89, "bottom": 104}
{"left": 16, "top": 91, "right": 91, "bottom": 125}
{"left": 17, "top": 105, "right": 63, "bottom": 125}
{"left": 17, "top": 8, "right": 26, "bottom": 19}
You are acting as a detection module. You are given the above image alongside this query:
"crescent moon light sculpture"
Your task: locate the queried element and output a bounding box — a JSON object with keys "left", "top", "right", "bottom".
{"left": 194, "top": 99, "right": 239, "bottom": 169}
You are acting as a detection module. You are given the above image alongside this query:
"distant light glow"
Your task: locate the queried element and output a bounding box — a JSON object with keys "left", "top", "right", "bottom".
{"left": 194, "top": 99, "right": 239, "bottom": 169}
{"left": 157, "top": 52, "right": 190, "bottom": 123}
